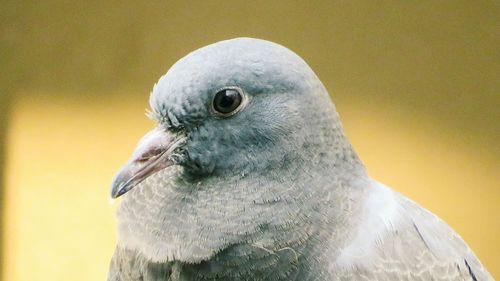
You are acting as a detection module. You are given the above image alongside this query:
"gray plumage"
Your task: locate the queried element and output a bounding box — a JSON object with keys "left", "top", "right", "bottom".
{"left": 107, "top": 38, "right": 493, "bottom": 281}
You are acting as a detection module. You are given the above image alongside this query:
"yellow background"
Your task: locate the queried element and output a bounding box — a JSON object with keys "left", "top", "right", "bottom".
{"left": 1, "top": 1, "right": 498, "bottom": 280}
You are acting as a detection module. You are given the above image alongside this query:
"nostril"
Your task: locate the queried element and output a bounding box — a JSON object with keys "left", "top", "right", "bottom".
{"left": 136, "top": 147, "right": 165, "bottom": 163}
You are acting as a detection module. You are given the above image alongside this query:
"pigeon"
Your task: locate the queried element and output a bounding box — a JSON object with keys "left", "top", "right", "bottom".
{"left": 107, "top": 38, "right": 493, "bottom": 281}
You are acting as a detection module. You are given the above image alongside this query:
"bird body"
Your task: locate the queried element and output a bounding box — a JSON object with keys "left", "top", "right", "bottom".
{"left": 108, "top": 38, "right": 492, "bottom": 281}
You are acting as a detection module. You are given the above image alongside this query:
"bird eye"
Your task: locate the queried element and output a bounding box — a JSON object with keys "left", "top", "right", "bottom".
{"left": 212, "top": 87, "right": 245, "bottom": 116}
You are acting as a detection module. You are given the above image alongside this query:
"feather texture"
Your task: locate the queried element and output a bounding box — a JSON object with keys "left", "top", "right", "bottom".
{"left": 107, "top": 38, "right": 493, "bottom": 281}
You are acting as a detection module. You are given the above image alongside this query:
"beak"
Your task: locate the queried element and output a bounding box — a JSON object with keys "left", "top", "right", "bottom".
{"left": 110, "top": 128, "right": 186, "bottom": 199}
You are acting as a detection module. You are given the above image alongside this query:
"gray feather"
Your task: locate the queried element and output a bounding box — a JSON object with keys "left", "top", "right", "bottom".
{"left": 108, "top": 38, "right": 493, "bottom": 281}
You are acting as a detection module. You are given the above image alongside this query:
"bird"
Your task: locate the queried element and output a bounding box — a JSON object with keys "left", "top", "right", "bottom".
{"left": 107, "top": 38, "right": 493, "bottom": 281}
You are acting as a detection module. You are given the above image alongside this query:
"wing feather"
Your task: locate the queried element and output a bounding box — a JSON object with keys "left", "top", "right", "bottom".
{"left": 331, "top": 181, "right": 493, "bottom": 281}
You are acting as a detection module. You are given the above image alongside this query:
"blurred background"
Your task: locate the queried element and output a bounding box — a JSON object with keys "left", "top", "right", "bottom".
{"left": 1, "top": 1, "right": 498, "bottom": 280}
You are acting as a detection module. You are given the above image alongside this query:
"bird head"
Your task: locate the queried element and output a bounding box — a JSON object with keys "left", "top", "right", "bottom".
{"left": 110, "top": 38, "right": 363, "bottom": 263}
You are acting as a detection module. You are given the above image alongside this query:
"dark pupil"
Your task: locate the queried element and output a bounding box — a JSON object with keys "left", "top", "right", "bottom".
{"left": 213, "top": 89, "right": 242, "bottom": 114}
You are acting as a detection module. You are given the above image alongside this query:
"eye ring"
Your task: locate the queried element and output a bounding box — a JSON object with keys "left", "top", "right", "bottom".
{"left": 211, "top": 86, "right": 248, "bottom": 117}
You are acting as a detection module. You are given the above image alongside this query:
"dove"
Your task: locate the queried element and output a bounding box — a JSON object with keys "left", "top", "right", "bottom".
{"left": 107, "top": 38, "right": 493, "bottom": 281}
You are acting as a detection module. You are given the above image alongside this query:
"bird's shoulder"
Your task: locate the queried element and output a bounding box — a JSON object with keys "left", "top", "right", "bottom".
{"left": 329, "top": 180, "right": 493, "bottom": 281}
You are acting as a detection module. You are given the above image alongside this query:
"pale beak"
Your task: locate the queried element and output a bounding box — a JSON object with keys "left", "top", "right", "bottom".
{"left": 110, "top": 128, "right": 186, "bottom": 199}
